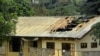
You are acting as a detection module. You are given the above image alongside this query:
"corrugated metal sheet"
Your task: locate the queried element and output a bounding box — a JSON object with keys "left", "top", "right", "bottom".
{"left": 16, "top": 17, "right": 63, "bottom": 36}
{"left": 16, "top": 16, "right": 100, "bottom": 38}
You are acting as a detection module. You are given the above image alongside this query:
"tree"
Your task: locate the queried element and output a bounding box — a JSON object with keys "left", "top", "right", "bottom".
{"left": 90, "top": 22, "right": 100, "bottom": 44}
{"left": 81, "top": 0, "right": 100, "bottom": 15}
{"left": 33, "top": 0, "right": 82, "bottom": 16}
{"left": 0, "top": 0, "right": 34, "bottom": 45}
{"left": 14, "top": 0, "right": 34, "bottom": 16}
{"left": 0, "top": 0, "right": 17, "bottom": 44}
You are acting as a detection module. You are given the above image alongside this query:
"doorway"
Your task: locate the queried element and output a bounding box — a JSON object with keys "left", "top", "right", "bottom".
{"left": 62, "top": 43, "right": 71, "bottom": 56}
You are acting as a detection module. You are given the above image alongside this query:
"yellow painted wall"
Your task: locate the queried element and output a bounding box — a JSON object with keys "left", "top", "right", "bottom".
{"left": 41, "top": 39, "right": 76, "bottom": 56}
{"left": 76, "top": 33, "right": 100, "bottom": 51}
{"left": 7, "top": 41, "right": 20, "bottom": 56}
{"left": 1, "top": 41, "right": 19, "bottom": 56}
{"left": 3, "top": 33, "right": 99, "bottom": 56}
{"left": 76, "top": 33, "right": 100, "bottom": 56}
{"left": 3, "top": 41, "right": 29, "bottom": 56}
{"left": 2, "top": 39, "right": 76, "bottom": 56}
{"left": 23, "top": 41, "right": 29, "bottom": 56}
{"left": 4, "top": 40, "right": 42, "bottom": 56}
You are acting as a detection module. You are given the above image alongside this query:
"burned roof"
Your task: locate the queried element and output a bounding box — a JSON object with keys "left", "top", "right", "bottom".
{"left": 16, "top": 16, "right": 100, "bottom": 38}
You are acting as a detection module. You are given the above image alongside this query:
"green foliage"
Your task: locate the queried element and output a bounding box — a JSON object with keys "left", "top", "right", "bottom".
{"left": 14, "top": 0, "right": 34, "bottom": 16}
{"left": 0, "top": 0, "right": 34, "bottom": 44}
{"left": 91, "top": 22, "right": 100, "bottom": 39}
{"left": 91, "top": 22, "right": 100, "bottom": 44}
{"left": 33, "top": 0, "right": 82, "bottom": 16}
{"left": 33, "top": 0, "right": 100, "bottom": 16}
{"left": 81, "top": 0, "right": 100, "bottom": 15}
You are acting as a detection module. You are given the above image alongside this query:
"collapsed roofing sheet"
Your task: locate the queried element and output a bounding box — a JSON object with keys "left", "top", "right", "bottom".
{"left": 16, "top": 16, "right": 100, "bottom": 38}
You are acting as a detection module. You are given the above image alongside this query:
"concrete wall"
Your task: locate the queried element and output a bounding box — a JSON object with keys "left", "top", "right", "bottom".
{"left": 2, "top": 33, "right": 100, "bottom": 56}
{"left": 0, "top": 41, "right": 19, "bottom": 56}
{"left": 41, "top": 39, "right": 75, "bottom": 56}
{"left": 2, "top": 38, "right": 76, "bottom": 56}
{"left": 76, "top": 33, "right": 100, "bottom": 51}
{"left": 6, "top": 39, "right": 42, "bottom": 56}
{"left": 76, "top": 33, "right": 100, "bottom": 56}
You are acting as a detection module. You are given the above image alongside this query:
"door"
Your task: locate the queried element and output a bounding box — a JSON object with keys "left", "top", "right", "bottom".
{"left": 62, "top": 43, "right": 71, "bottom": 56}
{"left": 62, "top": 43, "right": 75, "bottom": 56}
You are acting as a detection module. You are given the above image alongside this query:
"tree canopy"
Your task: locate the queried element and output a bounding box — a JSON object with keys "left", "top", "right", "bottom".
{"left": 32, "top": 0, "right": 100, "bottom": 16}
{"left": 0, "top": 0, "right": 34, "bottom": 44}
{"left": 33, "top": 0, "right": 83, "bottom": 16}
{"left": 91, "top": 22, "right": 100, "bottom": 44}
{"left": 81, "top": 0, "right": 100, "bottom": 15}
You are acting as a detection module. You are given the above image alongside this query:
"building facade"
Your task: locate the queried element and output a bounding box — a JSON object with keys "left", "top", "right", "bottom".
{"left": 0, "top": 16, "right": 100, "bottom": 56}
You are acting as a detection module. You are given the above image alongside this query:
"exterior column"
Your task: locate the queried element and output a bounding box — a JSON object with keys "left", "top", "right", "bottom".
{"left": 23, "top": 41, "right": 29, "bottom": 56}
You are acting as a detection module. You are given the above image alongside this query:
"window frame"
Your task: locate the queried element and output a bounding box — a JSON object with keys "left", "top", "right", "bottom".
{"left": 31, "top": 41, "right": 38, "bottom": 48}
{"left": 9, "top": 37, "right": 21, "bottom": 52}
{"left": 80, "top": 43, "right": 87, "bottom": 48}
{"left": 91, "top": 42, "right": 97, "bottom": 48}
{"left": 46, "top": 42, "right": 55, "bottom": 49}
